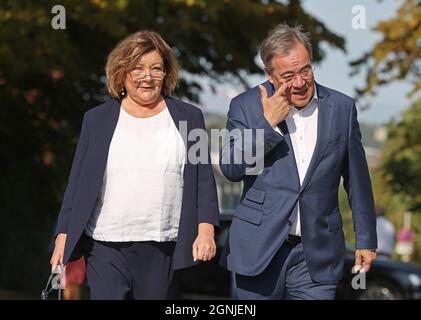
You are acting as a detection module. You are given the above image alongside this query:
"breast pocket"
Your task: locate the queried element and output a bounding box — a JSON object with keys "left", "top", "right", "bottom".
{"left": 242, "top": 188, "right": 266, "bottom": 209}
{"left": 234, "top": 188, "right": 266, "bottom": 225}
{"left": 325, "top": 136, "right": 347, "bottom": 153}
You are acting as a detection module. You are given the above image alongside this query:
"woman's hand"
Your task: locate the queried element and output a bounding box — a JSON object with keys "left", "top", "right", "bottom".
{"left": 192, "top": 223, "right": 216, "bottom": 262}
{"left": 50, "top": 233, "right": 67, "bottom": 271}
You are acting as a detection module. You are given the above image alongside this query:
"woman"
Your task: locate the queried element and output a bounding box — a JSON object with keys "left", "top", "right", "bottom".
{"left": 50, "top": 31, "right": 220, "bottom": 300}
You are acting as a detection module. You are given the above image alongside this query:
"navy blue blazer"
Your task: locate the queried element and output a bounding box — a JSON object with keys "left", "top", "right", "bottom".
{"left": 219, "top": 82, "right": 377, "bottom": 282}
{"left": 55, "top": 97, "right": 220, "bottom": 270}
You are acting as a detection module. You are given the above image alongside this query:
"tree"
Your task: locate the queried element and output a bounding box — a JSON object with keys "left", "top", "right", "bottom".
{"left": 349, "top": 0, "right": 421, "bottom": 211}
{"left": 381, "top": 99, "right": 421, "bottom": 212}
{"left": 377, "top": 99, "right": 421, "bottom": 262}
{"left": 350, "top": 0, "right": 421, "bottom": 99}
{"left": 0, "top": 0, "right": 345, "bottom": 293}
{"left": 350, "top": 0, "right": 421, "bottom": 262}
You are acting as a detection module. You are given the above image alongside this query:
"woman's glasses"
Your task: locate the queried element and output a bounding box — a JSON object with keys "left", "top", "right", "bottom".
{"left": 129, "top": 68, "right": 166, "bottom": 81}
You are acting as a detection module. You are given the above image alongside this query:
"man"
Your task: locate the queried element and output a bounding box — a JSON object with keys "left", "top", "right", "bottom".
{"left": 219, "top": 24, "right": 377, "bottom": 300}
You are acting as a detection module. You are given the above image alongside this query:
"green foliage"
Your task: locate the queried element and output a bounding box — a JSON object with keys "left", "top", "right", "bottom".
{"left": 381, "top": 99, "right": 421, "bottom": 212}
{"left": 338, "top": 183, "right": 353, "bottom": 247}
{"left": 349, "top": 0, "right": 421, "bottom": 262}
{"left": 350, "top": 0, "right": 421, "bottom": 98}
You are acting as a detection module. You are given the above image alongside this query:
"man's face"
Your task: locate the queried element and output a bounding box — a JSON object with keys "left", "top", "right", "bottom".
{"left": 268, "top": 43, "right": 315, "bottom": 108}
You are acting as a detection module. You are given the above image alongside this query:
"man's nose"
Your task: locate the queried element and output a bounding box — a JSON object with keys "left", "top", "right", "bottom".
{"left": 292, "top": 74, "right": 306, "bottom": 88}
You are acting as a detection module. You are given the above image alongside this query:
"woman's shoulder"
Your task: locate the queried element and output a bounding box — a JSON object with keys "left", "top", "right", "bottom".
{"left": 165, "top": 96, "right": 203, "bottom": 117}
{"left": 83, "top": 99, "right": 119, "bottom": 119}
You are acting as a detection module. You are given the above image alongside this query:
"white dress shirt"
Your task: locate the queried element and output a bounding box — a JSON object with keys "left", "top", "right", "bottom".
{"left": 275, "top": 88, "right": 318, "bottom": 236}
{"left": 85, "top": 106, "right": 186, "bottom": 242}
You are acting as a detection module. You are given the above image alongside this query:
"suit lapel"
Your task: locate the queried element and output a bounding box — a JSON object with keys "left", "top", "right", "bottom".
{"left": 300, "top": 84, "right": 334, "bottom": 191}
{"left": 277, "top": 120, "right": 301, "bottom": 188}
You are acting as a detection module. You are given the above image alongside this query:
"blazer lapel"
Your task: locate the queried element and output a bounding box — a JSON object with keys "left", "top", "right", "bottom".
{"left": 165, "top": 96, "right": 192, "bottom": 153}
{"left": 88, "top": 99, "right": 121, "bottom": 195}
{"left": 71, "top": 98, "right": 121, "bottom": 241}
{"left": 165, "top": 96, "right": 190, "bottom": 132}
{"left": 277, "top": 120, "right": 301, "bottom": 189}
{"left": 300, "top": 84, "right": 334, "bottom": 191}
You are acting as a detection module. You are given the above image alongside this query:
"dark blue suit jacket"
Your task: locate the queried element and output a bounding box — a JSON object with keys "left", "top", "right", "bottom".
{"left": 220, "top": 81, "right": 377, "bottom": 282}
{"left": 55, "top": 97, "right": 219, "bottom": 270}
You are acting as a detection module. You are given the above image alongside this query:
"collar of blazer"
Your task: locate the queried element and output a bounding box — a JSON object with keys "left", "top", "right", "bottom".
{"left": 90, "top": 95, "right": 193, "bottom": 143}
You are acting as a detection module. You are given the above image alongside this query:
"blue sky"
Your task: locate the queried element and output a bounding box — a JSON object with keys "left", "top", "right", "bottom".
{"left": 200, "top": 0, "right": 415, "bottom": 125}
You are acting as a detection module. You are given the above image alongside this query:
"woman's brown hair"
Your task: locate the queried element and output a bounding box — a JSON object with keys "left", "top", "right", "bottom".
{"left": 105, "top": 30, "right": 178, "bottom": 98}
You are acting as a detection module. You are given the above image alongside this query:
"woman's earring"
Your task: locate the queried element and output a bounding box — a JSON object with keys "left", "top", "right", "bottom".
{"left": 120, "top": 88, "right": 126, "bottom": 97}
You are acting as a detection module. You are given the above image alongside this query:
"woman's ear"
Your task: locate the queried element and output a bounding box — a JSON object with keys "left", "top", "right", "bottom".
{"left": 119, "top": 87, "right": 126, "bottom": 98}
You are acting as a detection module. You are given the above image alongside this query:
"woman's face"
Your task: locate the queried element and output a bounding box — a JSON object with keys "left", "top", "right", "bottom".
{"left": 124, "top": 50, "right": 165, "bottom": 106}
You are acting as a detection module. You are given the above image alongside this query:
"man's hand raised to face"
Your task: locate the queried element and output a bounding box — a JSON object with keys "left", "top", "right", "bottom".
{"left": 259, "top": 82, "right": 290, "bottom": 129}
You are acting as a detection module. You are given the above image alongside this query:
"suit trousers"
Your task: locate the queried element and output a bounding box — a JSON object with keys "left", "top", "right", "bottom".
{"left": 235, "top": 240, "right": 339, "bottom": 300}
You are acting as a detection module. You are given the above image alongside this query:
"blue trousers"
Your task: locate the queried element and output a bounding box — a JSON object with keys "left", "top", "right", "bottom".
{"left": 83, "top": 235, "right": 177, "bottom": 300}
{"left": 235, "top": 241, "right": 338, "bottom": 300}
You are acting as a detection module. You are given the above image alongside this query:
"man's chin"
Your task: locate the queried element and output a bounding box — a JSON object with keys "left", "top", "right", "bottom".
{"left": 291, "top": 97, "right": 311, "bottom": 108}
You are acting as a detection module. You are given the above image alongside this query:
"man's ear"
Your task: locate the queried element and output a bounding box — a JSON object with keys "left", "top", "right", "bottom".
{"left": 266, "top": 69, "right": 275, "bottom": 85}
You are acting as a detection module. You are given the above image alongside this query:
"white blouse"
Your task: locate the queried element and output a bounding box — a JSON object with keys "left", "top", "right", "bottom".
{"left": 85, "top": 105, "right": 186, "bottom": 242}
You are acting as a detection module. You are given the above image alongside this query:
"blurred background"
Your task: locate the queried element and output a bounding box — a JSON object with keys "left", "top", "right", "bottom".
{"left": 1, "top": 0, "right": 420, "bottom": 299}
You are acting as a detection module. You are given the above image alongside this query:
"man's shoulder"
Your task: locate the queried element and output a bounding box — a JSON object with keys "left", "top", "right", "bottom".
{"left": 317, "top": 83, "right": 355, "bottom": 108}
{"left": 227, "top": 83, "right": 266, "bottom": 120}
{"left": 231, "top": 83, "right": 262, "bottom": 106}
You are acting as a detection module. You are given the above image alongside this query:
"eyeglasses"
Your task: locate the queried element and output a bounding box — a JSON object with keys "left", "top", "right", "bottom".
{"left": 129, "top": 68, "right": 166, "bottom": 82}
{"left": 273, "top": 65, "right": 314, "bottom": 84}
{"left": 41, "top": 263, "right": 65, "bottom": 300}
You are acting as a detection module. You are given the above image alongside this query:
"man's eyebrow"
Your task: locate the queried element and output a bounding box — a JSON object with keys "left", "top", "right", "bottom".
{"left": 279, "top": 63, "right": 312, "bottom": 76}
{"left": 280, "top": 70, "right": 294, "bottom": 76}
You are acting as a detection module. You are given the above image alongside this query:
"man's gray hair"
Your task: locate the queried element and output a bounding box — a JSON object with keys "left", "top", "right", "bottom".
{"left": 260, "top": 23, "right": 312, "bottom": 73}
